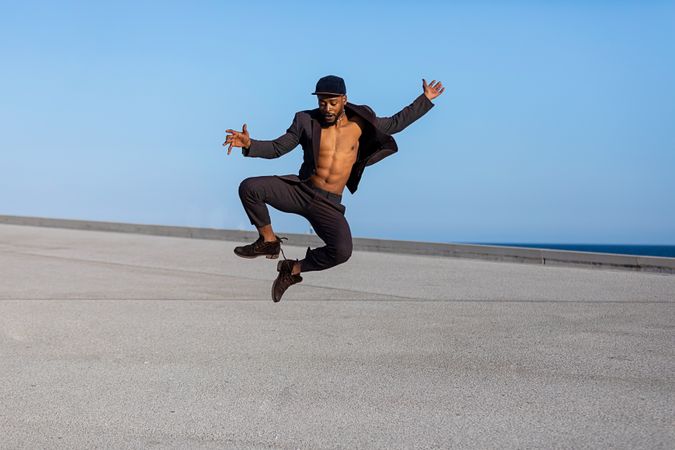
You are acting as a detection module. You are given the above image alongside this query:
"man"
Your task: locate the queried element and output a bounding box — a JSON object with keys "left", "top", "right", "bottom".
{"left": 223, "top": 75, "right": 444, "bottom": 302}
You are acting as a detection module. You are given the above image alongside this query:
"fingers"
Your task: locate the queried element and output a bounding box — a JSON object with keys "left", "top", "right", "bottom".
{"left": 425, "top": 80, "right": 443, "bottom": 89}
{"left": 223, "top": 124, "right": 249, "bottom": 152}
{"left": 225, "top": 131, "right": 241, "bottom": 146}
{"left": 223, "top": 134, "right": 237, "bottom": 149}
{"left": 422, "top": 78, "right": 445, "bottom": 99}
{"left": 224, "top": 125, "right": 247, "bottom": 153}
{"left": 424, "top": 79, "right": 445, "bottom": 94}
{"left": 428, "top": 80, "right": 444, "bottom": 92}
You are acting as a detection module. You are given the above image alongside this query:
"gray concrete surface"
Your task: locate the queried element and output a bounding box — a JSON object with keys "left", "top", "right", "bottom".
{"left": 2, "top": 215, "right": 673, "bottom": 273}
{"left": 0, "top": 224, "right": 673, "bottom": 449}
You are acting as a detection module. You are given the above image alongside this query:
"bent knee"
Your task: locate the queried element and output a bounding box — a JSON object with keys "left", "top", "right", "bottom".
{"left": 333, "top": 242, "right": 353, "bottom": 265}
{"left": 238, "top": 177, "right": 259, "bottom": 199}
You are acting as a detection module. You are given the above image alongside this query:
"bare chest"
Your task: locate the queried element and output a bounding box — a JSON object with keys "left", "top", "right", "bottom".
{"left": 318, "top": 122, "right": 361, "bottom": 160}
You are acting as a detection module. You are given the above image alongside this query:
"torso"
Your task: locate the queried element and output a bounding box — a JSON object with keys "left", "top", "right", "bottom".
{"left": 310, "top": 114, "right": 364, "bottom": 194}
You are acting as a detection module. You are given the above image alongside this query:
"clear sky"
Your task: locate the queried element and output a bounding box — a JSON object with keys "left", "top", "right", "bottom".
{"left": 1, "top": 1, "right": 674, "bottom": 244}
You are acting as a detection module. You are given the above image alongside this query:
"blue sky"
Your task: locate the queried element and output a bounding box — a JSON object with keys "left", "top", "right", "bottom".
{"left": 1, "top": 1, "right": 674, "bottom": 244}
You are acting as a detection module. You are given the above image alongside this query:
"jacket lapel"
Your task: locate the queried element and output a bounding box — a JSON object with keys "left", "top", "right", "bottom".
{"left": 346, "top": 103, "right": 398, "bottom": 165}
{"left": 311, "top": 118, "right": 321, "bottom": 169}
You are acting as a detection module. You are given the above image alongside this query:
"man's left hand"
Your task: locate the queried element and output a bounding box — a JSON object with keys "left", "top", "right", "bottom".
{"left": 423, "top": 79, "right": 445, "bottom": 101}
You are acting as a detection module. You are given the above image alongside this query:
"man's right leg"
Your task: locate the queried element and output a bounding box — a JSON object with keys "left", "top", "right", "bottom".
{"left": 235, "top": 176, "right": 308, "bottom": 259}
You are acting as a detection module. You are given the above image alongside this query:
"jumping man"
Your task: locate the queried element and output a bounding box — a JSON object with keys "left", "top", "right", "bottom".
{"left": 223, "top": 75, "right": 445, "bottom": 302}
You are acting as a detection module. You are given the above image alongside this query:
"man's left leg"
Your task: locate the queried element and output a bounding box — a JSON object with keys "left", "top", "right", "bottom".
{"left": 272, "top": 198, "right": 352, "bottom": 302}
{"left": 299, "top": 204, "right": 352, "bottom": 273}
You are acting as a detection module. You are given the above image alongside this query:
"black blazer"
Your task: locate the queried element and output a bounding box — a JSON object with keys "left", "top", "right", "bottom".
{"left": 242, "top": 93, "right": 435, "bottom": 193}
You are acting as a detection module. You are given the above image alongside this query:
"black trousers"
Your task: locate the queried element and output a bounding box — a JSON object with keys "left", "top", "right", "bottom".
{"left": 238, "top": 176, "right": 353, "bottom": 272}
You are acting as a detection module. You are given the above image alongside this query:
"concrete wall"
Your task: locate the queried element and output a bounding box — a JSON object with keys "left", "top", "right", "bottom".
{"left": 1, "top": 215, "right": 673, "bottom": 274}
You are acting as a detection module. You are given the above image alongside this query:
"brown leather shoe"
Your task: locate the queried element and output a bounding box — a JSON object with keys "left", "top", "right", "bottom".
{"left": 234, "top": 235, "right": 285, "bottom": 259}
{"left": 272, "top": 259, "right": 302, "bottom": 302}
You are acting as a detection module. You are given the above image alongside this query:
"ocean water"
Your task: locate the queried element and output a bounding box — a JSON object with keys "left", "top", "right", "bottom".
{"left": 472, "top": 243, "right": 675, "bottom": 258}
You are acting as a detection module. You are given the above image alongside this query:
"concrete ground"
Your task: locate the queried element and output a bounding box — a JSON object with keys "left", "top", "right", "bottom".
{"left": 0, "top": 224, "right": 673, "bottom": 449}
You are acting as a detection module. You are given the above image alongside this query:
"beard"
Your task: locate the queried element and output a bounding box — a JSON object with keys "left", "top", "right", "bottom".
{"left": 320, "top": 108, "right": 345, "bottom": 127}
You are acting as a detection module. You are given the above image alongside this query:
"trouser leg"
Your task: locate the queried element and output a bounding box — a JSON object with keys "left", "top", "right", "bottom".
{"left": 239, "top": 175, "right": 352, "bottom": 272}
{"left": 238, "top": 176, "right": 308, "bottom": 228}
{"left": 300, "top": 200, "right": 353, "bottom": 273}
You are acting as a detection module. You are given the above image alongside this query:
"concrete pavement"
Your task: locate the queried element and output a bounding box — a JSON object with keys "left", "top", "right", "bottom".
{"left": 1, "top": 224, "right": 673, "bottom": 449}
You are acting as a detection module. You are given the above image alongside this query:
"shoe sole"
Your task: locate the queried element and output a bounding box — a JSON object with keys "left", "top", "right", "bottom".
{"left": 273, "top": 260, "right": 293, "bottom": 302}
{"left": 233, "top": 250, "right": 279, "bottom": 259}
{"left": 272, "top": 261, "right": 285, "bottom": 302}
{"left": 271, "top": 280, "right": 281, "bottom": 303}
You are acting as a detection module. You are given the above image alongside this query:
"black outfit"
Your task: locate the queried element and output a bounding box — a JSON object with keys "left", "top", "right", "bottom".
{"left": 239, "top": 176, "right": 349, "bottom": 272}
{"left": 239, "top": 93, "right": 435, "bottom": 272}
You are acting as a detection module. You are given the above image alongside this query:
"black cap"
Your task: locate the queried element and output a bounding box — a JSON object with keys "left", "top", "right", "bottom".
{"left": 311, "top": 75, "right": 346, "bottom": 96}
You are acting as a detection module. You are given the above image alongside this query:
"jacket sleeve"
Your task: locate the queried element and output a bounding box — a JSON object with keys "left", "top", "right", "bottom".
{"left": 242, "top": 113, "right": 302, "bottom": 159}
{"left": 370, "top": 94, "right": 435, "bottom": 135}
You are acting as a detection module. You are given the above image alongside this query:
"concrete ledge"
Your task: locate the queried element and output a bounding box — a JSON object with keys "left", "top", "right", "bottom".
{"left": 540, "top": 248, "right": 640, "bottom": 271}
{"left": 1, "top": 215, "right": 673, "bottom": 274}
{"left": 636, "top": 255, "right": 675, "bottom": 273}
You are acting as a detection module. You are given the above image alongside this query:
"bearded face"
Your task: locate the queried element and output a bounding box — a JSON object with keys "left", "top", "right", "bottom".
{"left": 317, "top": 94, "right": 347, "bottom": 126}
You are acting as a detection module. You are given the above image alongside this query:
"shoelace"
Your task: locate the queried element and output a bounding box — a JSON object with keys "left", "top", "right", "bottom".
{"left": 280, "top": 270, "right": 300, "bottom": 285}
{"left": 280, "top": 271, "right": 293, "bottom": 283}
{"left": 278, "top": 236, "right": 289, "bottom": 261}
{"left": 253, "top": 235, "right": 290, "bottom": 261}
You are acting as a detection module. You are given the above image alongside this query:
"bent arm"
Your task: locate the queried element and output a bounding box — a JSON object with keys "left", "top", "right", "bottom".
{"left": 373, "top": 94, "right": 435, "bottom": 135}
{"left": 243, "top": 113, "right": 302, "bottom": 159}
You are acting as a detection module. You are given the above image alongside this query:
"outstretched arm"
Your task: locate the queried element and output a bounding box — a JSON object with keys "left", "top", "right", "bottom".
{"left": 373, "top": 79, "right": 445, "bottom": 135}
{"left": 222, "top": 113, "right": 301, "bottom": 159}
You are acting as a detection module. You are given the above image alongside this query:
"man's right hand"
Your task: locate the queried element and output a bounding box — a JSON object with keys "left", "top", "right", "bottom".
{"left": 223, "top": 124, "right": 251, "bottom": 155}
